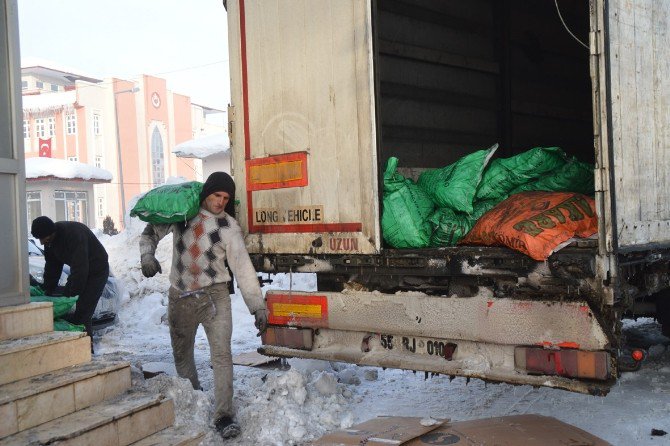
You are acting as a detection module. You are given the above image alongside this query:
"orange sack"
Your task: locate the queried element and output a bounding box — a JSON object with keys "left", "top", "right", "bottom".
{"left": 460, "top": 191, "right": 597, "bottom": 261}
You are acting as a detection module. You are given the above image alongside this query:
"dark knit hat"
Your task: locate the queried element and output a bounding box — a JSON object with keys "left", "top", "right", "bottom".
{"left": 31, "top": 216, "right": 56, "bottom": 239}
{"left": 200, "top": 171, "right": 236, "bottom": 217}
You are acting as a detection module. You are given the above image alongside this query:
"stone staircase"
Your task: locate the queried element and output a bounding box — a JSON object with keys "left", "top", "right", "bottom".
{"left": 0, "top": 302, "right": 204, "bottom": 446}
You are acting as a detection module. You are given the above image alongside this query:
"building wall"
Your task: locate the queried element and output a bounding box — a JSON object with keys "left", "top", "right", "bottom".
{"left": 22, "top": 68, "right": 224, "bottom": 230}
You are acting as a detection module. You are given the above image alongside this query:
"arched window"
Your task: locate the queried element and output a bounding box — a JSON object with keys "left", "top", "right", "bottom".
{"left": 151, "top": 127, "right": 165, "bottom": 186}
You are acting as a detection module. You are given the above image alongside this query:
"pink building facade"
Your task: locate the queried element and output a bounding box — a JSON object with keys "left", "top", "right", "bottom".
{"left": 22, "top": 62, "right": 224, "bottom": 229}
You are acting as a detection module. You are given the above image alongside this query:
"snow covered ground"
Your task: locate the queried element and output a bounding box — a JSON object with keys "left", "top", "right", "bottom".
{"left": 95, "top": 220, "right": 670, "bottom": 446}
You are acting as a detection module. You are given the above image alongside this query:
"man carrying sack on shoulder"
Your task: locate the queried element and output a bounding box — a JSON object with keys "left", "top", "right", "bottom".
{"left": 139, "top": 172, "right": 267, "bottom": 439}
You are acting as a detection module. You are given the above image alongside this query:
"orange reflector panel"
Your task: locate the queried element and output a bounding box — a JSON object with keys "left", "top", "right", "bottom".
{"left": 246, "top": 152, "right": 308, "bottom": 191}
{"left": 514, "top": 347, "right": 611, "bottom": 380}
{"left": 267, "top": 294, "right": 328, "bottom": 327}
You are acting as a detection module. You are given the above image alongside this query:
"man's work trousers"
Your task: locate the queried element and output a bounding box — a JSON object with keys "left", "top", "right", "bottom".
{"left": 66, "top": 267, "right": 109, "bottom": 340}
{"left": 168, "top": 282, "right": 234, "bottom": 420}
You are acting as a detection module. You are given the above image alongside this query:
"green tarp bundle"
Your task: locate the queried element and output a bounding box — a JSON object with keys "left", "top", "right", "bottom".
{"left": 130, "top": 181, "right": 203, "bottom": 224}
{"left": 429, "top": 199, "right": 499, "bottom": 246}
{"left": 510, "top": 157, "right": 595, "bottom": 196}
{"left": 30, "top": 286, "right": 84, "bottom": 332}
{"left": 381, "top": 157, "right": 435, "bottom": 249}
{"left": 475, "top": 147, "right": 569, "bottom": 202}
{"left": 417, "top": 144, "right": 498, "bottom": 214}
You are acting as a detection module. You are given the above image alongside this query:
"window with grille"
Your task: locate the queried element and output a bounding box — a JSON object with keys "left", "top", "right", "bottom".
{"left": 26, "top": 191, "right": 42, "bottom": 227}
{"left": 93, "top": 114, "right": 101, "bottom": 135}
{"left": 66, "top": 113, "right": 77, "bottom": 135}
{"left": 47, "top": 117, "right": 55, "bottom": 137}
{"left": 55, "top": 190, "right": 88, "bottom": 225}
{"left": 23, "top": 120, "right": 29, "bottom": 139}
{"left": 35, "top": 118, "right": 45, "bottom": 138}
{"left": 151, "top": 127, "right": 165, "bottom": 186}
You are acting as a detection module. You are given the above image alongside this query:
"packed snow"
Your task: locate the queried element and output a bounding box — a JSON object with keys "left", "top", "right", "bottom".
{"left": 22, "top": 90, "right": 77, "bottom": 115}
{"left": 93, "top": 219, "right": 670, "bottom": 446}
{"left": 25, "top": 156, "right": 113, "bottom": 181}
{"left": 172, "top": 132, "right": 229, "bottom": 159}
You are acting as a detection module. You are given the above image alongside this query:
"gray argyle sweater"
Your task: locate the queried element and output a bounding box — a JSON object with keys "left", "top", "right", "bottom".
{"left": 139, "top": 208, "right": 264, "bottom": 314}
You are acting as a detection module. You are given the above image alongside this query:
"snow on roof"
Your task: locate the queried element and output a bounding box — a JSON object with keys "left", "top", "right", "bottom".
{"left": 21, "top": 57, "right": 101, "bottom": 81}
{"left": 25, "top": 157, "right": 113, "bottom": 182}
{"left": 23, "top": 90, "right": 77, "bottom": 115}
{"left": 173, "top": 133, "right": 229, "bottom": 159}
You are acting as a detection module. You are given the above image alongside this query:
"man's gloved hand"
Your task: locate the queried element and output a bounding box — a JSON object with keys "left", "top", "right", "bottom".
{"left": 254, "top": 309, "right": 268, "bottom": 336}
{"left": 141, "top": 254, "right": 162, "bottom": 278}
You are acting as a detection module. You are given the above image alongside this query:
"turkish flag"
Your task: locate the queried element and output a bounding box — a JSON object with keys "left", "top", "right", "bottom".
{"left": 39, "top": 138, "right": 52, "bottom": 157}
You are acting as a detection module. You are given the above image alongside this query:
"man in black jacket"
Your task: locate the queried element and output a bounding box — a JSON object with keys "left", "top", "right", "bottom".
{"left": 31, "top": 216, "right": 110, "bottom": 343}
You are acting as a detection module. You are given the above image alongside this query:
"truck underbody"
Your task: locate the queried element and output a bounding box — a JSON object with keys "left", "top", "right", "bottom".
{"left": 253, "top": 243, "right": 670, "bottom": 395}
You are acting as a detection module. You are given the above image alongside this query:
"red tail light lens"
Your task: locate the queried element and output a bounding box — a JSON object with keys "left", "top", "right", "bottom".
{"left": 515, "top": 347, "right": 611, "bottom": 380}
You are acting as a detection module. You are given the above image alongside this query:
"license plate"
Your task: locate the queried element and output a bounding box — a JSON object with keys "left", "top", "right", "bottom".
{"left": 376, "top": 334, "right": 456, "bottom": 360}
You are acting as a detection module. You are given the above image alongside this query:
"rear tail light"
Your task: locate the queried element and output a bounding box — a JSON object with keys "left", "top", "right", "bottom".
{"left": 261, "top": 326, "right": 313, "bottom": 350}
{"left": 266, "top": 293, "right": 328, "bottom": 328}
{"left": 515, "top": 347, "right": 611, "bottom": 380}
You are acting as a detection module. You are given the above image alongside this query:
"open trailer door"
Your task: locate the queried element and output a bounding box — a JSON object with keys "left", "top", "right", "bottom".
{"left": 226, "top": 0, "right": 379, "bottom": 255}
{"left": 594, "top": 0, "right": 670, "bottom": 254}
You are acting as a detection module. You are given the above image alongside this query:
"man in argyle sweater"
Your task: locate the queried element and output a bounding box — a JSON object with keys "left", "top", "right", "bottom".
{"left": 139, "top": 172, "right": 267, "bottom": 439}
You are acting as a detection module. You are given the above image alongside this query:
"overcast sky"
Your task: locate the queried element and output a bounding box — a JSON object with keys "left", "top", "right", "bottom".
{"left": 18, "top": 0, "right": 231, "bottom": 110}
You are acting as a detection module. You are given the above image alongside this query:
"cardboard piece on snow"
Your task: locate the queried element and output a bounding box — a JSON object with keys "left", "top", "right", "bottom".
{"left": 312, "top": 416, "right": 445, "bottom": 446}
{"left": 312, "top": 414, "right": 612, "bottom": 446}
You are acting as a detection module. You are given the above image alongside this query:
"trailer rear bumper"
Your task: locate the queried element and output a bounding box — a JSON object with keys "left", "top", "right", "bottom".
{"left": 260, "top": 289, "right": 616, "bottom": 395}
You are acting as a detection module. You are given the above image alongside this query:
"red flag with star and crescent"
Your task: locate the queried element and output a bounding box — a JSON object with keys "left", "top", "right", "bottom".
{"left": 39, "top": 138, "right": 52, "bottom": 157}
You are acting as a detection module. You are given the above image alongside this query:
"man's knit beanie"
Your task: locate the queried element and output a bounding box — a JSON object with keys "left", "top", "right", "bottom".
{"left": 200, "top": 171, "right": 236, "bottom": 217}
{"left": 31, "top": 216, "right": 56, "bottom": 239}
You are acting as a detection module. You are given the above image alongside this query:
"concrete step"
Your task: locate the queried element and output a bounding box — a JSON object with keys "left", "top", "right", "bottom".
{"left": 0, "top": 302, "right": 53, "bottom": 341}
{"left": 0, "top": 331, "right": 91, "bottom": 386}
{"left": 0, "top": 389, "right": 175, "bottom": 446}
{"left": 130, "top": 426, "right": 205, "bottom": 446}
{"left": 0, "top": 360, "right": 131, "bottom": 438}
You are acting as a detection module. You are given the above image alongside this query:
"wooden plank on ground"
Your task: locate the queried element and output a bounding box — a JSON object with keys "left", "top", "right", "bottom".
{"left": 232, "top": 350, "right": 280, "bottom": 367}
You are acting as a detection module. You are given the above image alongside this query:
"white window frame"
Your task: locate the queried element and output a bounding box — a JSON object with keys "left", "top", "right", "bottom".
{"left": 66, "top": 112, "right": 77, "bottom": 135}
{"left": 21, "top": 80, "right": 27, "bottom": 89}
{"left": 67, "top": 156, "right": 78, "bottom": 162}
{"left": 93, "top": 113, "right": 101, "bottom": 135}
{"left": 96, "top": 196, "right": 104, "bottom": 218}
{"left": 26, "top": 191, "right": 42, "bottom": 228}
{"left": 35, "top": 80, "right": 43, "bottom": 89}
{"left": 35, "top": 118, "right": 45, "bottom": 138}
{"left": 95, "top": 155, "right": 103, "bottom": 168}
{"left": 23, "top": 120, "right": 29, "bottom": 139}
{"left": 47, "top": 117, "right": 55, "bottom": 137}
{"left": 55, "top": 190, "right": 88, "bottom": 225}
{"left": 50, "top": 84, "right": 58, "bottom": 92}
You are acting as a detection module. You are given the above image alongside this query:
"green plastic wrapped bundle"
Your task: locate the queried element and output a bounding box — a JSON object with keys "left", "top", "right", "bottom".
{"left": 510, "top": 157, "right": 595, "bottom": 196}
{"left": 382, "top": 157, "right": 436, "bottom": 248}
{"left": 417, "top": 144, "right": 498, "bottom": 214}
{"left": 475, "top": 147, "right": 569, "bottom": 202}
{"left": 31, "top": 295, "right": 78, "bottom": 319}
{"left": 130, "top": 181, "right": 203, "bottom": 224}
{"left": 429, "top": 199, "right": 499, "bottom": 246}
{"left": 30, "top": 295, "right": 85, "bottom": 332}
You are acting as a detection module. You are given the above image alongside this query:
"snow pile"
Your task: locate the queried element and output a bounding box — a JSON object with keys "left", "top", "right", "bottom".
{"left": 173, "top": 132, "right": 229, "bottom": 159}
{"left": 25, "top": 156, "right": 113, "bottom": 182}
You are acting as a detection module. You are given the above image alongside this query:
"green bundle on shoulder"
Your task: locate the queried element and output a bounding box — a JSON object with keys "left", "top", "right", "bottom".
{"left": 130, "top": 181, "right": 203, "bottom": 224}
